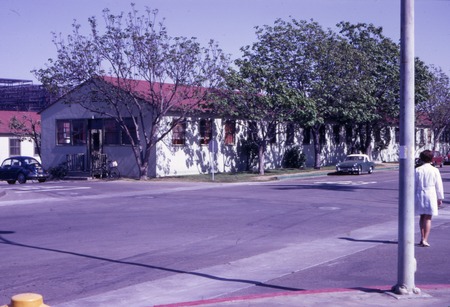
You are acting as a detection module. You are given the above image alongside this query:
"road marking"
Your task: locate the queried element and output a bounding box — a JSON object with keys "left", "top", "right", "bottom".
{"left": 12, "top": 186, "right": 91, "bottom": 193}
{"left": 314, "top": 181, "right": 377, "bottom": 186}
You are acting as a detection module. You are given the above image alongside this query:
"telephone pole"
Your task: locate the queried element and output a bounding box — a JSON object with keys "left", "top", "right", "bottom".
{"left": 394, "top": 0, "right": 419, "bottom": 295}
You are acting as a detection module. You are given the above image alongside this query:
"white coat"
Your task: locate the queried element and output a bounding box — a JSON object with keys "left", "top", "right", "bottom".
{"left": 415, "top": 163, "right": 444, "bottom": 216}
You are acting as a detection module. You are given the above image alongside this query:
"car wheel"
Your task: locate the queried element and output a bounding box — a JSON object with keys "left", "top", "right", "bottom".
{"left": 7, "top": 180, "right": 16, "bottom": 184}
{"left": 368, "top": 166, "right": 373, "bottom": 174}
{"left": 357, "top": 166, "right": 362, "bottom": 175}
{"left": 17, "top": 173, "right": 27, "bottom": 184}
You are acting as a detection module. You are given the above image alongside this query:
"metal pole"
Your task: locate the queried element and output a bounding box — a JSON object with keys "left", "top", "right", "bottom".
{"left": 394, "top": 0, "right": 419, "bottom": 295}
{"left": 210, "top": 121, "right": 215, "bottom": 181}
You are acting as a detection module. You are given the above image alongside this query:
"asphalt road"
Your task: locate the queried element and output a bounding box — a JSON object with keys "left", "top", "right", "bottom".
{"left": 1, "top": 167, "right": 449, "bottom": 306}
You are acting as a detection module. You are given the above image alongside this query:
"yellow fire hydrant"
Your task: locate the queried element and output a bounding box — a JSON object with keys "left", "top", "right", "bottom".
{"left": 1, "top": 293, "right": 49, "bottom": 307}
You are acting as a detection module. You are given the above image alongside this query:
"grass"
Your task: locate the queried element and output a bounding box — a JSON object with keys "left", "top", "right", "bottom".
{"left": 153, "top": 166, "right": 336, "bottom": 183}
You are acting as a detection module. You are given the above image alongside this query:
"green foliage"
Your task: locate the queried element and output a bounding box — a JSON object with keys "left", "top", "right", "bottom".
{"left": 282, "top": 147, "right": 306, "bottom": 169}
{"left": 416, "top": 65, "right": 450, "bottom": 148}
{"left": 48, "top": 163, "right": 68, "bottom": 180}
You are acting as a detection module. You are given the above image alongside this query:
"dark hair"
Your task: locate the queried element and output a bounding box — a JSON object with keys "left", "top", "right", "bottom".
{"left": 419, "top": 150, "right": 433, "bottom": 163}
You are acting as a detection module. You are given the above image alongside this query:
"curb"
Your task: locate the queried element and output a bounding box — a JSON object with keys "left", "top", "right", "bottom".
{"left": 153, "top": 288, "right": 361, "bottom": 307}
{"left": 154, "top": 284, "right": 450, "bottom": 307}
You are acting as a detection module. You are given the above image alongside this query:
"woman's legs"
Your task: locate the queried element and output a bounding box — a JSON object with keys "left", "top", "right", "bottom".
{"left": 419, "top": 214, "right": 432, "bottom": 246}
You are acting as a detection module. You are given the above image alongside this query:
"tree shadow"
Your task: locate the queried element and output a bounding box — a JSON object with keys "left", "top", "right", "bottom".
{"left": 0, "top": 232, "right": 302, "bottom": 292}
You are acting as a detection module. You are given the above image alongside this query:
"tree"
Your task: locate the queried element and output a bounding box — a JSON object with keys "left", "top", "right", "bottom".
{"left": 416, "top": 65, "right": 450, "bottom": 150}
{"left": 227, "top": 19, "right": 367, "bottom": 169}
{"left": 214, "top": 65, "right": 311, "bottom": 175}
{"left": 338, "top": 22, "right": 432, "bottom": 156}
{"left": 33, "top": 4, "right": 229, "bottom": 179}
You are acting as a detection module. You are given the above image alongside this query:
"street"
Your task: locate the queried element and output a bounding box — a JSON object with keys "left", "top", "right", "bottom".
{"left": 1, "top": 168, "right": 450, "bottom": 306}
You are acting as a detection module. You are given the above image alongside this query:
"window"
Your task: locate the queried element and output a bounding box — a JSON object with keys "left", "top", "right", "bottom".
{"left": 72, "top": 120, "right": 87, "bottom": 145}
{"left": 345, "top": 125, "right": 353, "bottom": 144}
{"left": 9, "top": 138, "right": 21, "bottom": 156}
{"left": 57, "top": 120, "right": 71, "bottom": 144}
{"left": 268, "top": 124, "right": 277, "bottom": 144}
{"left": 104, "top": 119, "right": 120, "bottom": 145}
{"left": 224, "top": 120, "right": 236, "bottom": 145}
{"left": 172, "top": 120, "right": 186, "bottom": 145}
{"left": 121, "top": 118, "right": 137, "bottom": 145}
{"left": 199, "top": 119, "right": 212, "bottom": 145}
{"left": 319, "top": 126, "right": 326, "bottom": 145}
{"left": 418, "top": 129, "right": 425, "bottom": 145}
{"left": 248, "top": 121, "right": 258, "bottom": 141}
{"left": 103, "top": 118, "right": 138, "bottom": 145}
{"left": 333, "top": 125, "right": 340, "bottom": 144}
{"left": 56, "top": 119, "right": 86, "bottom": 145}
{"left": 302, "top": 127, "right": 311, "bottom": 145}
{"left": 286, "top": 123, "right": 295, "bottom": 145}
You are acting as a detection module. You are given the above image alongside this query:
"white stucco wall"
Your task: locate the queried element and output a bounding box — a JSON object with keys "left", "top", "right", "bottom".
{"left": 0, "top": 135, "right": 39, "bottom": 164}
{"left": 39, "top": 82, "right": 448, "bottom": 179}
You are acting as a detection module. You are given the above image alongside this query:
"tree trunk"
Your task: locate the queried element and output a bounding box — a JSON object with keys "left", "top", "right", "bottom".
{"left": 433, "top": 127, "right": 446, "bottom": 152}
{"left": 139, "top": 165, "right": 149, "bottom": 180}
{"left": 364, "top": 124, "right": 373, "bottom": 158}
{"left": 258, "top": 141, "right": 266, "bottom": 175}
{"left": 312, "top": 126, "right": 321, "bottom": 169}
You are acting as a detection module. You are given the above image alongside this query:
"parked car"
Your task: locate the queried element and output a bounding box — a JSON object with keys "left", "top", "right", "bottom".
{"left": 432, "top": 151, "right": 444, "bottom": 168}
{"left": 0, "top": 156, "right": 49, "bottom": 184}
{"left": 336, "top": 154, "right": 375, "bottom": 175}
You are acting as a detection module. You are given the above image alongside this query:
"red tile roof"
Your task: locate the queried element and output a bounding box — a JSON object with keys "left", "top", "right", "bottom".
{"left": 0, "top": 111, "right": 40, "bottom": 134}
{"left": 100, "top": 76, "right": 209, "bottom": 110}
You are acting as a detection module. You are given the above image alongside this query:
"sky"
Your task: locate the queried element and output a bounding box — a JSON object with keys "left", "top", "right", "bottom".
{"left": 1, "top": 0, "right": 450, "bottom": 84}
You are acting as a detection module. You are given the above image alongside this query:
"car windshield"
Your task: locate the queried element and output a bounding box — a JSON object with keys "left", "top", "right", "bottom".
{"left": 345, "top": 156, "right": 364, "bottom": 161}
{"left": 1, "top": 159, "right": 21, "bottom": 167}
{"left": 23, "top": 158, "right": 40, "bottom": 165}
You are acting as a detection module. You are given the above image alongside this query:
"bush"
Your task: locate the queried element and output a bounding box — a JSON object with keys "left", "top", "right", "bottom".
{"left": 48, "top": 163, "right": 68, "bottom": 179}
{"left": 283, "top": 146, "right": 306, "bottom": 168}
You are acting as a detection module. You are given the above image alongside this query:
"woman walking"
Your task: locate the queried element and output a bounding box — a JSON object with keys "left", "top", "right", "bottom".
{"left": 415, "top": 150, "right": 444, "bottom": 247}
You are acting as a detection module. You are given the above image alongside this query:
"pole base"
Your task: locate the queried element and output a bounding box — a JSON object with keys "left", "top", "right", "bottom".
{"left": 389, "top": 284, "right": 422, "bottom": 297}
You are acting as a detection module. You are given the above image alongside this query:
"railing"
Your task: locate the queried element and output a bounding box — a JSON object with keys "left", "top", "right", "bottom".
{"left": 66, "top": 153, "right": 86, "bottom": 171}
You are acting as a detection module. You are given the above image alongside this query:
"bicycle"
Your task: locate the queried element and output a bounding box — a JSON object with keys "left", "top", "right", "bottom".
{"left": 102, "top": 160, "right": 120, "bottom": 179}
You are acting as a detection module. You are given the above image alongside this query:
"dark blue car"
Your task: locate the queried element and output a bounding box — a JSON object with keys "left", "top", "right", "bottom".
{"left": 0, "top": 156, "right": 48, "bottom": 184}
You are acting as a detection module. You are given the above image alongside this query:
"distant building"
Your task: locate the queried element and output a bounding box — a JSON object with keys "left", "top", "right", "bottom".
{"left": 0, "top": 78, "right": 56, "bottom": 112}
{"left": 0, "top": 110, "right": 41, "bottom": 163}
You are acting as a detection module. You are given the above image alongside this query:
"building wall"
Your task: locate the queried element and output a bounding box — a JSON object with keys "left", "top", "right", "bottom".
{"left": 0, "top": 135, "right": 39, "bottom": 164}
{"left": 40, "top": 87, "right": 449, "bottom": 178}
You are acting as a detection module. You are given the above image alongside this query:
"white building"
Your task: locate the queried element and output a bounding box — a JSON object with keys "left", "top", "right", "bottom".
{"left": 39, "top": 77, "right": 447, "bottom": 178}
{"left": 0, "top": 111, "right": 41, "bottom": 163}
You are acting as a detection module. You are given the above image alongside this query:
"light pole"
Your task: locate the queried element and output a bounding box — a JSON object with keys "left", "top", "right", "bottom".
{"left": 394, "top": 0, "right": 419, "bottom": 295}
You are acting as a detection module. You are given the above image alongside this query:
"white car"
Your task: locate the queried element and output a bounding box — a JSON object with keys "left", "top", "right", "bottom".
{"left": 336, "top": 154, "right": 375, "bottom": 175}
